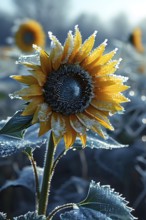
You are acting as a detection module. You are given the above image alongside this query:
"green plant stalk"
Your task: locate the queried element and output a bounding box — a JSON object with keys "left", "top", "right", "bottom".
{"left": 47, "top": 203, "right": 75, "bottom": 220}
{"left": 29, "top": 155, "right": 40, "bottom": 210}
{"left": 38, "top": 131, "right": 56, "bottom": 215}
{"left": 23, "top": 149, "right": 40, "bottom": 211}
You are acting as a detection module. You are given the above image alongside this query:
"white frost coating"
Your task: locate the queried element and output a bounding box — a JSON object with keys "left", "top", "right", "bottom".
{"left": 113, "top": 48, "right": 118, "bottom": 54}
{"left": 32, "top": 44, "right": 41, "bottom": 52}
{"left": 70, "top": 118, "right": 85, "bottom": 134}
{"left": 9, "top": 92, "right": 22, "bottom": 100}
{"left": 62, "top": 31, "right": 74, "bottom": 63}
{"left": 103, "top": 39, "right": 108, "bottom": 46}
{"left": 52, "top": 116, "right": 66, "bottom": 138}
{"left": 48, "top": 31, "right": 63, "bottom": 63}
{"left": 16, "top": 53, "right": 40, "bottom": 65}
{"left": 115, "top": 58, "right": 122, "bottom": 69}
{"left": 38, "top": 103, "right": 51, "bottom": 122}
{"left": 73, "top": 204, "right": 79, "bottom": 210}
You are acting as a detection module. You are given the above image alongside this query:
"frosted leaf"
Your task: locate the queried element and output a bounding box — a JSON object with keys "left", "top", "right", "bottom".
{"left": 0, "top": 212, "right": 7, "bottom": 220}
{"left": 0, "top": 111, "right": 33, "bottom": 138}
{"left": 74, "top": 130, "right": 128, "bottom": 150}
{"left": 0, "top": 122, "right": 47, "bottom": 157}
{"left": 13, "top": 211, "right": 46, "bottom": 220}
{"left": 79, "top": 180, "right": 137, "bottom": 220}
{"left": 60, "top": 207, "right": 112, "bottom": 220}
{"left": 0, "top": 166, "right": 43, "bottom": 193}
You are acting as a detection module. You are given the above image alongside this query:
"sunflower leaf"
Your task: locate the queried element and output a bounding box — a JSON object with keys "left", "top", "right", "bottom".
{"left": 78, "top": 180, "right": 136, "bottom": 220}
{"left": 60, "top": 207, "right": 112, "bottom": 220}
{"left": 0, "top": 166, "right": 43, "bottom": 193}
{"left": 0, "top": 122, "right": 46, "bottom": 157}
{"left": 0, "top": 110, "right": 33, "bottom": 139}
{"left": 0, "top": 212, "right": 7, "bottom": 220}
{"left": 74, "top": 130, "right": 128, "bottom": 150}
{"left": 13, "top": 211, "right": 46, "bottom": 220}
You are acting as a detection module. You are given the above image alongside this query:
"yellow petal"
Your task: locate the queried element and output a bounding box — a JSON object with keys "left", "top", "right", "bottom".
{"left": 81, "top": 40, "right": 107, "bottom": 69}
{"left": 85, "top": 105, "right": 114, "bottom": 130}
{"left": 94, "top": 90, "right": 129, "bottom": 104}
{"left": 97, "top": 49, "right": 117, "bottom": 65}
{"left": 63, "top": 116, "right": 77, "bottom": 148}
{"left": 22, "top": 96, "right": 44, "bottom": 116}
{"left": 11, "top": 75, "right": 38, "bottom": 85}
{"left": 70, "top": 115, "right": 86, "bottom": 134}
{"left": 38, "top": 103, "right": 52, "bottom": 122}
{"left": 79, "top": 133, "right": 86, "bottom": 147}
{"left": 32, "top": 106, "right": 40, "bottom": 124}
{"left": 94, "top": 75, "right": 128, "bottom": 89}
{"left": 39, "top": 119, "right": 51, "bottom": 136}
{"left": 40, "top": 49, "right": 52, "bottom": 73}
{"left": 101, "top": 84, "right": 129, "bottom": 93}
{"left": 91, "top": 99, "right": 124, "bottom": 114}
{"left": 68, "top": 26, "right": 82, "bottom": 63}
{"left": 74, "top": 31, "right": 97, "bottom": 63}
{"left": 22, "top": 62, "right": 42, "bottom": 71}
{"left": 29, "top": 69, "right": 46, "bottom": 86}
{"left": 76, "top": 112, "right": 105, "bottom": 138}
{"left": 62, "top": 31, "right": 74, "bottom": 63}
{"left": 16, "top": 84, "right": 43, "bottom": 97}
{"left": 49, "top": 32, "right": 63, "bottom": 70}
{"left": 90, "top": 60, "right": 119, "bottom": 76}
{"left": 51, "top": 112, "right": 65, "bottom": 146}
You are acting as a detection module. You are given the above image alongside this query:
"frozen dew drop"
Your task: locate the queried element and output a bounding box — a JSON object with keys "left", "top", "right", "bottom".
{"left": 142, "top": 118, "right": 146, "bottom": 124}
{"left": 141, "top": 95, "right": 146, "bottom": 101}
{"left": 73, "top": 204, "right": 79, "bottom": 210}
{"left": 142, "top": 136, "right": 146, "bottom": 142}
{"left": 129, "top": 90, "right": 135, "bottom": 97}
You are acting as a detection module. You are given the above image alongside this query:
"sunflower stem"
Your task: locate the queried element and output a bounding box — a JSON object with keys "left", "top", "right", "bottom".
{"left": 47, "top": 203, "right": 75, "bottom": 220}
{"left": 23, "top": 148, "right": 40, "bottom": 211}
{"left": 38, "top": 131, "right": 56, "bottom": 215}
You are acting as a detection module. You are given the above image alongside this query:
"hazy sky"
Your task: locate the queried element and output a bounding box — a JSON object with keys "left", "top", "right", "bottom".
{"left": 1, "top": 0, "right": 146, "bottom": 26}
{"left": 70, "top": 0, "right": 146, "bottom": 26}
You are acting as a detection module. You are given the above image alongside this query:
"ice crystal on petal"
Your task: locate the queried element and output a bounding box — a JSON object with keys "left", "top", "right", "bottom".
{"left": 38, "top": 103, "right": 51, "bottom": 122}
{"left": 16, "top": 53, "right": 40, "bottom": 65}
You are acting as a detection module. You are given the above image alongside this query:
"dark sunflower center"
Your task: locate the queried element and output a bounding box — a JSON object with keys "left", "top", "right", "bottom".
{"left": 23, "top": 31, "right": 34, "bottom": 44}
{"left": 43, "top": 64, "right": 94, "bottom": 115}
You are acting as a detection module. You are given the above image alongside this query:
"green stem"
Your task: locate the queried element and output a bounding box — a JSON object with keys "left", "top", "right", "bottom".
{"left": 47, "top": 203, "right": 75, "bottom": 220}
{"left": 38, "top": 131, "right": 56, "bottom": 215}
{"left": 30, "top": 155, "right": 40, "bottom": 210}
{"left": 23, "top": 149, "right": 40, "bottom": 211}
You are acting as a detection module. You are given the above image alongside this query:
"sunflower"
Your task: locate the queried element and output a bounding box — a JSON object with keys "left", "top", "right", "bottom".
{"left": 129, "top": 27, "right": 144, "bottom": 53}
{"left": 14, "top": 20, "right": 46, "bottom": 52}
{"left": 12, "top": 26, "right": 129, "bottom": 148}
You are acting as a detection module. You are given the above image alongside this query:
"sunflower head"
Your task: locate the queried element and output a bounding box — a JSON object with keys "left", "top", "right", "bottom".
{"left": 12, "top": 26, "right": 129, "bottom": 148}
{"left": 129, "top": 27, "right": 144, "bottom": 53}
{"left": 14, "top": 19, "right": 46, "bottom": 52}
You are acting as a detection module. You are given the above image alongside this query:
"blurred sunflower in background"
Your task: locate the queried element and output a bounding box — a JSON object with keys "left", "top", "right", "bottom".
{"left": 14, "top": 19, "right": 46, "bottom": 52}
{"left": 12, "top": 26, "right": 129, "bottom": 148}
{"left": 129, "top": 27, "right": 144, "bottom": 54}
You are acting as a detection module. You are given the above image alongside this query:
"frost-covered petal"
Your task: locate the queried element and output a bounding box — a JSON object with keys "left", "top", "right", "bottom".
{"left": 68, "top": 25, "right": 82, "bottom": 63}
{"left": 61, "top": 31, "right": 74, "bottom": 63}
{"left": 11, "top": 75, "right": 38, "bottom": 85}
{"left": 22, "top": 96, "right": 44, "bottom": 116}
{"left": 51, "top": 112, "right": 66, "bottom": 146}
{"left": 81, "top": 40, "right": 107, "bottom": 69}
{"left": 49, "top": 32, "right": 63, "bottom": 70}
{"left": 77, "top": 112, "right": 105, "bottom": 138}
{"left": 74, "top": 31, "right": 97, "bottom": 63}
{"left": 63, "top": 116, "right": 77, "bottom": 148}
